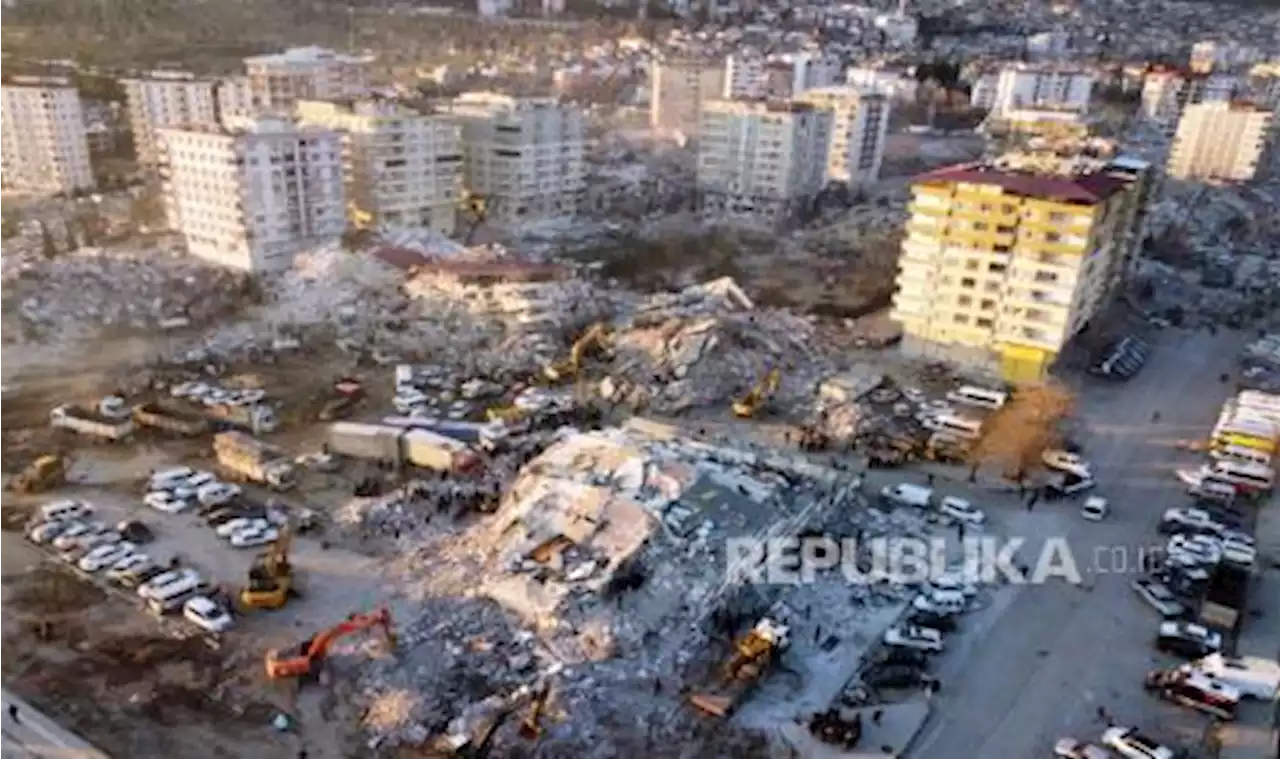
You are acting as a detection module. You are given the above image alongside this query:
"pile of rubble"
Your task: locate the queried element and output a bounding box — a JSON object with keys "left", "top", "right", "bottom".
{"left": 1, "top": 248, "right": 250, "bottom": 345}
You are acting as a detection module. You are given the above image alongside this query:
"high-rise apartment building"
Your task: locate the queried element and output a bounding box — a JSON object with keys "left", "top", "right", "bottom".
{"left": 1141, "top": 69, "right": 1241, "bottom": 130}
{"left": 890, "top": 153, "right": 1153, "bottom": 383}
{"left": 122, "top": 71, "right": 220, "bottom": 166}
{"left": 296, "top": 99, "right": 463, "bottom": 235}
{"left": 1168, "top": 102, "right": 1273, "bottom": 183}
{"left": 159, "top": 118, "right": 344, "bottom": 272}
{"left": 991, "top": 64, "right": 1094, "bottom": 116}
{"left": 447, "top": 92, "right": 585, "bottom": 223}
{"left": 650, "top": 57, "right": 725, "bottom": 139}
{"left": 724, "top": 52, "right": 841, "bottom": 100}
{"left": 241, "top": 47, "right": 371, "bottom": 115}
{"left": 696, "top": 99, "right": 832, "bottom": 227}
{"left": 1, "top": 76, "right": 95, "bottom": 195}
{"left": 795, "top": 87, "right": 890, "bottom": 186}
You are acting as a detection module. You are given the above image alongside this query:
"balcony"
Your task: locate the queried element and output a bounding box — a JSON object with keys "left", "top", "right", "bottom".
{"left": 907, "top": 200, "right": 948, "bottom": 217}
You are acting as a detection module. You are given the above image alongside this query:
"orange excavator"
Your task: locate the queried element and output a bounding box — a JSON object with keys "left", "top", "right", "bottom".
{"left": 264, "top": 607, "right": 396, "bottom": 680}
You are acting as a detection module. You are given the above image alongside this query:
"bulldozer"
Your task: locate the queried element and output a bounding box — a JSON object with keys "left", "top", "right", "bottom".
{"left": 8, "top": 454, "right": 67, "bottom": 494}
{"left": 265, "top": 607, "right": 395, "bottom": 680}
{"left": 732, "top": 368, "right": 781, "bottom": 419}
{"left": 239, "top": 525, "right": 295, "bottom": 611}
{"left": 688, "top": 617, "right": 791, "bottom": 718}
{"left": 543, "top": 323, "right": 612, "bottom": 383}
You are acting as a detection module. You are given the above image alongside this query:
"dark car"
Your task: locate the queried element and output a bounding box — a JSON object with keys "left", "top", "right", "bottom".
{"left": 908, "top": 610, "right": 959, "bottom": 633}
{"left": 120, "top": 564, "right": 168, "bottom": 589}
{"left": 205, "top": 509, "right": 246, "bottom": 527}
{"left": 116, "top": 520, "right": 155, "bottom": 544}
{"left": 1155, "top": 621, "right": 1222, "bottom": 660}
{"left": 872, "top": 648, "right": 928, "bottom": 668}
{"left": 862, "top": 664, "right": 936, "bottom": 690}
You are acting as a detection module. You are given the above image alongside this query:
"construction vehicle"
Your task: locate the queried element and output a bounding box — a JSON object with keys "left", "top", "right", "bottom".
{"left": 459, "top": 192, "right": 490, "bottom": 245}
{"left": 348, "top": 203, "right": 375, "bottom": 231}
{"left": 214, "top": 431, "right": 296, "bottom": 490}
{"left": 133, "top": 401, "right": 209, "bottom": 436}
{"left": 239, "top": 525, "right": 295, "bottom": 611}
{"left": 486, "top": 404, "right": 528, "bottom": 424}
{"left": 688, "top": 618, "right": 790, "bottom": 717}
{"left": 318, "top": 377, "right": 365, "bottom": 421}
{"left": 264, "top": 607, "right": 395, "bottom": 680}
{"left": 543, "top": 322, "right": 612, "bottom": 383}
{"left": 8, "top": 454, "right": 67, "bottom": 494}
{"left": 518, "top": 684, "right": 550, "bottom": 740}
{"left": 732, "top": 368, "right": 781, "bottom": 418}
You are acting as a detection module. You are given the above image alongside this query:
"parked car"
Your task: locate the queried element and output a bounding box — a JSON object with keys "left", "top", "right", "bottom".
{"left": 196, "top": 482, "right": 241, "bottom": 507}
{"left": 78, "top": 542, "right": 136, "bottom": 572}
{"left": 149, "top": 466, "right": 195, "bottom": 489}
{"left": 145, "top": 490, "right": 192, "bottom": 514}
{"left": 927, "top": 574, "right": 979, "bottom": 597}
{"left": 911, "top": 589, "right": 967, "bottom": 616}
{"left": 1220, "top": 539, "right": 1257, "bottom": 568}
{"left": 871, "top": 648, "right": 929, "bottom": 668}
{"left": 105, "top": 554, "right": 152, "bottom": 583}
{"left": 216, "top": 517, "right": 268, "bottom": 538}
{"left": 183, "top": 596, "right": 234, "bottom": 633}
{"left": 40, "top": 500, "right": 94, "bottom": 522}
{"left": 229, "top": 524, "right": 279, "bottom": 548}
{"left": 937, "top": 496, "right": 986, "bottom": 525}
{"left": 138, "top": 568, "right": 198, "bottom": 599}
{"left": 862, "top": 664, "right": 935, "bottom": 690}
{"left": 1053, "top": 737, "right": 1114, "bottom": 759}
{"left": 116, "top": 520, "right": 155, "bottom": 544}
{"left": 908, "top": 610, "right": 959, "bottom": 633}
{"left": 57, "top": 530, "right": 121, "bottom": 560}
{"left": 1043, "top": 449, "right": 1092, "bottom": 477}
{"left": 1131, "top": 578, "right": 1187, "bottom": 619}
{"left": 120, "top": 564, "right": 168, "bottom": 589}
{"left": 51, "top": 520, "right": 106, "bottom": 550}
{"left": 1159, "top": 507, "right": 1223, "bottom": 536}
{"left": 27, "top": 519, "right": 76, "bottom": 544}
{"left": 1167, "top": 534, "right": 1222, "bottom": 566}
{"left": 1155, "top": 621, "right": 1222, "bottom": 660}
{"left": 1080, "top": 496, "right": 1109, "bottom": 521}
{"left": 1100, "top": 726, "right": 1175, "bottom": 759}
{"left": 171, "top": 471, "right": 217, "bottom": 499}
{"left": 883, "top": 625, "right": 944, "bottom": 652}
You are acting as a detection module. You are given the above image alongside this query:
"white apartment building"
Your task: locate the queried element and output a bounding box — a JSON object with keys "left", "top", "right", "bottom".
{"left": 696, "top": 99, "right": 832, "bottom": 228}
{"left": 650, "top": 57, "right": 725, "bottom": 139}
{"left": 991, "top": 65, "right": 1094, "bottom": 116}
{"left": 159, "top": 118, "right": 344, "bottom": 272}
{"left": 725, "top": 53, "right": 841, "bottom": 99}
{"left": 1, "top": 76, "right": 95, "bottom": 195}
{"left": 846, "top": 67, "right": 919, "bottom": 101}
{"left": 297, "top": 99, "right": 463, "bottom": 235}
{"left": 1141, "top": 70, "right": 1241, "bottom": 130}
{"left": 970, "top": 73, "right": 1000, "bottom": 110}
{"left": 796, "top": 87, "right": 890, "bottom": 186}
{"left": 122, "top": 71, "right": 220, "bottom": 166}
{"left": 1190, "top": 41, "right": 1264, "bottom": 75}
{"left": 1168, "top": 102, "right": 1273, "bottom": 183}
{"left": 241, "top": 47, "right": 371, "bottom": 115}
{"left": 447, "top": 92, "right": 585, "bottom": 223}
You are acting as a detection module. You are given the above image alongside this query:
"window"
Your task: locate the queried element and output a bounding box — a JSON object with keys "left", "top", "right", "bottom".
{"left": 1045, "top": 231, "right": 1062, "bottom": 243}
{"left": 960, "top": 277, "right": 976, "bottom": 288}
{"left": 976, "top": 317, "right": 994, "bottom": 328}
{"left": 965, "top": 259, "right": 980, "bottom": 271}
{"left": 1034, "top": 271, "right": 1059, "bottom": 284}
{"left": 980, "top": 298, "right": 997, "bottom": 310}
{"left": 954, "top": 314, "right": 970, "bottom": 325}
{"left": 989, "top": 262, "right": 1007, "bottom": 273}
{"left": 957, "top": 295, "right": 973, "bottom": 307}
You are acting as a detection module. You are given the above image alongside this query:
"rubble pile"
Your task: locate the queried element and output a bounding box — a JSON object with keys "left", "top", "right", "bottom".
{"left": 2, "top": 249, "right": 250, "bottom": 345}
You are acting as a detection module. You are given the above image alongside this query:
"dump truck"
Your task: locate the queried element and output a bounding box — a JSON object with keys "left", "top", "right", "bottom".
{"left": 400, "top": 429, "right": 481, "bottom": 473}
{"left": 328, "top": 422, "right": 405, "bottom": 464}
{"left": 214, "top": 431, "right": 296, "bottom": 490}
{"left": 688, "top": 618, "right": 791, "bottom": 717}
{"left": 132, "top": 402, "right": 209, "bottom": 436}
{"left": 50, "top": 405, "right": 134, "bottom": 441}
{"left": 166, "top": 399, "right": 278, "bottom": 435}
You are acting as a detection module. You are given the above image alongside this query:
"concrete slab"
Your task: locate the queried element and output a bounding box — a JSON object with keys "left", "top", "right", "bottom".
{"left": 778, "top": 700, "right": 931, "bottom": 758}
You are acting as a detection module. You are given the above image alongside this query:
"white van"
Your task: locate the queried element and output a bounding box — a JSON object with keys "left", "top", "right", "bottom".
{"left": 139, "top": 568, "right": 200, "bottom": 600}
{"left": 926, "top": 414, "right": 984, "bottom": 440}
{"left": 149, "top": 572, "right": 203, "bottom": 604}
{"left": 1212, "top": 460, "right": 1274, "bottom": 493}
{"left": 880, "top": 483, "right": 933, "bottom": 509}
{"left": 1188, "top": 654, "right": 1280, "bottom": 701}
{"left": 1211, "top": 444, "right": 1272, "bottom": 468}
{"left": 912, "top": 589, "right": 967, "bottom": 615}
{"left": 946, "top": 385, "right": 1008, "bottom": 411}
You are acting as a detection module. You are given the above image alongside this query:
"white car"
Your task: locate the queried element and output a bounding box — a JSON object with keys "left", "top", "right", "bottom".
{"left": 145, "top": 490, "right": 192, "bottom": 514}
{"left": 883, "top": 624, "right": 944, "bottom": 652}
{"left": 912, "top": 589, "right": 967, "bottom": 615}
{"left": 1054, "top": 738, "right": 1114, "bottom": 759}
{"left": 1131, "top": 578, "right": 1187, "bottom": 619}
{"left": 1081, "top": 496, "right": 1109, "bottom": 521}
{"left": 52, "top": 521, "right": 107, "bottom": 550}
{"left": 172, "top": 471, "right": 217, "bottom": 499}
{"left": 138, "top": 568, "right": 200, "bottom": 600}
{"left": 216, "top": 517, "right": 267, "bottom": 538}
{"left": 928, "top": 573, "right": 979, "bottom": 597}
{"left": 149, "top": 466, "right": 195, "bottom": 490}
{"left": 1042, "top": 449, "right": 1092, "bottom": 477}
{"left": 169, "top": 382, "right": 208, "bottom": 399}
{"left": 1100, "top": 726, "right": 1175, "bottom": 759}
{"left": 937, "top": 496, "right": 986, "bottom": 525}
{"left": 28, "top": 520, "right": 76, "bottom": 544}
{"left": 232, "top": 388, "right": 266, "bottom": 405}
{"left": 78, "top": 542, "right": 136, "bottom": 572}
{"left": 183, "top": 596, "right": 234, "bottom": 633}
{"left": 1219, "top": 530, "right": 1254, "bottom": 547}
{"left": 393, "top": 390, "right": 429, "bottom": 413}
{"left": 59, "top": 530, "right": 122, "bottom": 559}
{"left": 1167, "top": 534, "right": 1222, "bottom": 565}
{"left": 229, "top": 524, "right": 279, "bottom": 548}
{"left": 40, "top": 499, "right": 94, "bottom": 522}
{"left": 1220, "top": 540, "right": 1256, "bottom": 568}
{"left": 197, "top": 482, "right": 241, "bottom": 507}
{"left": 105, "top": 554, "right": 152, "bottom": 582}
{"left": 1159, "top": 507, "right": 1222, "bottom": 536}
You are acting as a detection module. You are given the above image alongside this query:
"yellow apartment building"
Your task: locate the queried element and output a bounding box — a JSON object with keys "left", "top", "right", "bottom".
{"left": 890, "top": 153, "right": 1153, "bottom": 383}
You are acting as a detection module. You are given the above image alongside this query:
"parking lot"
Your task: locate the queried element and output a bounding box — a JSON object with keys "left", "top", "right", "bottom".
{"left": 905, "top": 328, "right": 1276, "bottom": 759}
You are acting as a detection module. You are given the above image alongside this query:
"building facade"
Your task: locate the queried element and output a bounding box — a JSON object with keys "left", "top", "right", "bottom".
{"left": 241, "top": 47, "right": 371, "bottom": 115}
{"left": 650, "top": 57, "right": 725, "bottom": 139}
{"left": 123, "top": 71, "right": 220, "bottom": 166}
{"left": 159, "top": 118, "right": 344, "bottom": 272}
{"left": 296, "top": 99, "right": 463, "bottom": 235}
{"left": 724, "top": 52, "right": 841, "bottom": 100}
{"left": 1168, "top": 102, "right": 1273, "bottom": 183}
{"left": 991, "top": 65, "right": 1094, "bottom": 116}
{"left": 1, "top": 76, "right": 95, "bottom": 195}
{"left": 447, "top": 92, "right": 585, "bottom": 223}
{"left": 890, "top": 154, "right": 1152, "bottom": 383}
{"left": 696, "top": 99, "right": 832, "bottom": 228}
{"left": 795, "top": 87, "right": 890, "bottom": 186}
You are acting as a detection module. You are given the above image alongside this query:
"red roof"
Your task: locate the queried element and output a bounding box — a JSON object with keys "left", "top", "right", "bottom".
{"left": 915, "top": 163, "right": 1130, "bottom": 205}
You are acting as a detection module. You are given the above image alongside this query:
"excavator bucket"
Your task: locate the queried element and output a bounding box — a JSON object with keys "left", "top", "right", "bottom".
{"left": 688, "top": 692, "right": 734, "bottom": 717}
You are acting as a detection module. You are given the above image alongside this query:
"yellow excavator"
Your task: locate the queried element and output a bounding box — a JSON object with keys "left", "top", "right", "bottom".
{"left": 732, "top": 368, "right": 780, "bottom": 418}
{"left": 239, "top": 525, "right": 295, "bottom": 611}
{"left": 460, "top": 192, "right": 489, "bottom": 245}
{"left": 8, "top": 454, "right": 66, "bottom": 494}
{"left": 348, "top": 203, "right": 375, "bottom": 231}
{"left": 688, "top": 618, "right": 791, "bottom": 717}
{"left": 543, "top": 323, "right": 612, "bottom": 383}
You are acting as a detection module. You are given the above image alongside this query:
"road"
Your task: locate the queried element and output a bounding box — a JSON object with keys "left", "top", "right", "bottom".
{"left": 911, "top": 329, "right": 1256, "bottom": 758}
{"left": 1, "top": 689, "right": 109, "bottom": 758}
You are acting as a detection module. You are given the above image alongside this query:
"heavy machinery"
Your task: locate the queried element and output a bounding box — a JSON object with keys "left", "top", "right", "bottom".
{"left": 688, "top": 618, "right": 790, "bottom": 717}
{"left": 543, "top": 323, "right": 612, "bottom": 383}
{"left": 264, "top": 607, "right": 395, "bottom": 680}
{"left": 8, "top": 454, "right": 67, "bottom": 494}
{"left": 318, "top": 377, "right": 365, "bottom": 421}
{"left": 460, "top": 192, "right": 490, "bottom": 245}
{"left": 348, "top": 203, "right": 375, "bottom": 231}
{"left": 239, "top": 525, "right": 295, "bottom": 611}
{"left": 732, "top": 368, "right": 781, "bottom": 418}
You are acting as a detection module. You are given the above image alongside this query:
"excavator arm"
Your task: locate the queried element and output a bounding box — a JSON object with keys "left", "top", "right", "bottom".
{"left": 264, "top": 607, "right": 395, "bottom": 679}
{"left": 543, "top": 323, "right": 612, "bottom": 382}
{"left": 732, "top": 368, "right": 780, "bottom": 418}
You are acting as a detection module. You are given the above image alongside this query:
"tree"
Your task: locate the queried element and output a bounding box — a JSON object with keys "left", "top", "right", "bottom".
{"left": 969, "top": 383, "right": 1074, "bottom": 481}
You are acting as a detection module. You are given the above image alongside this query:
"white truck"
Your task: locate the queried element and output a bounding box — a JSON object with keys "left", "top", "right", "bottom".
{"left": 50, "top": 404, "right": 134, "bottom": 441}
{"left": 213, "top": 432, "right": 295, "bottom": 490}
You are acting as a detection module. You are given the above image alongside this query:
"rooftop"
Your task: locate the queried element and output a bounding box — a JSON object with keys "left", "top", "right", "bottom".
{"left": 915, "top": 158, "right": 1133, "bottom": 204}
{"left": 244, "top": 46, "right": 372, "bottom": 67}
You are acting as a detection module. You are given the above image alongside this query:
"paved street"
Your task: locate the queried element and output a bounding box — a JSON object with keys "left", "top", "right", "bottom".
{"left": 911, "top": 329, "right": 1261, "bottom": 758}
{"left": 1, "top": 689, "right": 109, "bottom": 759}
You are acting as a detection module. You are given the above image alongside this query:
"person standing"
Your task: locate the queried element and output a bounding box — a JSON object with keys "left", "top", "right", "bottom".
{"left": 8, "top": 704, "right": 19, "bottom": 723}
